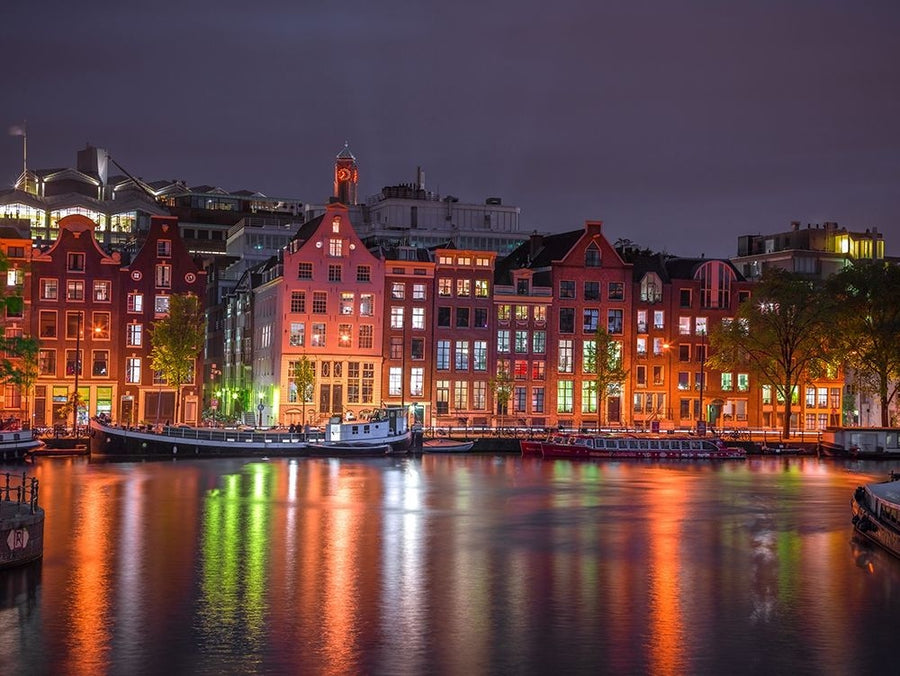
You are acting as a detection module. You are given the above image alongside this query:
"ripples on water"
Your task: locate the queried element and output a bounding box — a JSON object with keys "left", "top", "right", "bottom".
{"left": 2, "top": 455, "right": 900, "bottom": 675}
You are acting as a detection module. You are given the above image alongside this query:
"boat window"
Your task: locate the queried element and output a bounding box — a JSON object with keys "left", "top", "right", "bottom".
{"left": 639, "top": 440, "right": 649, "bottom": 450}
{"left": 681, "top": 441, "right": 691, "bottom": 450}
{"left": 691, "top": 441, "right": 702, "bottom": 450}
{"left": 618, "top": 440, "right": 630, "bottom": 450}
{"left": 659, "top": 440, "right": 669, "bottom": 450}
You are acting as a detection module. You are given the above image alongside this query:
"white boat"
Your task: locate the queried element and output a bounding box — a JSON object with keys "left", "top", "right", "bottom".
{"left": 0, "top": 430, "right": 44, "bottom": 462}
{"left": 851, "top": 476, "right": 900, "bottom": 558}
{"left": 421, "top": 438, "right": 475, "bottom": 453}
{"left": 306, "top": 407, "right": 411, "bottom": 456}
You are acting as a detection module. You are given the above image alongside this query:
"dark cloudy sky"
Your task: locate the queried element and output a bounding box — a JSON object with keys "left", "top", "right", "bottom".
{"left": 3, "top": 0, "right": 899, "bottom": 258}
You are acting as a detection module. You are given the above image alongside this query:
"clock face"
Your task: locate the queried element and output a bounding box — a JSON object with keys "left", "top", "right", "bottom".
{"left": 337, "top": 167, "right": 351, "bottom": 181}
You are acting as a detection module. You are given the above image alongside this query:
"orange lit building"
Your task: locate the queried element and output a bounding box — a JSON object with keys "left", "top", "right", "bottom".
{"left": 0, "top": 227, "right": 31, "bottom": 423}
{"left": 25, "top": 214, "right": 204, "bottom": 429}
{"left": 430, "top": 248, "right": 497, "bottom": 429}
{"left": 256, "top": 202, "right": 386, "bottom": 427}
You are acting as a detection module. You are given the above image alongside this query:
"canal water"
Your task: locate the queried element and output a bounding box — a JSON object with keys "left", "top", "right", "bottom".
{"left": 2, "top": 454, "right": 899, "bottom": 676}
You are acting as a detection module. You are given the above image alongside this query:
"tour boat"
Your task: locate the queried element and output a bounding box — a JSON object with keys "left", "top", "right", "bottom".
{"left": 0, "top": 430, "right": 45, "bottom": 462}
{"left": 306, "top": 406, "right": 411, "bottom": 456}
{"left": 89, "top": 418, "right": 310, "bottom": 460}
{"left": 539, "top": 433, "right": 746, "bottom": 460}
{"left": 519, "top": 438, "right": 544, "bottom": 456}
{"left": 851, "top": 476, "right": 900, "bottom": 558}
{"left": 421, "top": 438, "right": 475, "bottom": 453}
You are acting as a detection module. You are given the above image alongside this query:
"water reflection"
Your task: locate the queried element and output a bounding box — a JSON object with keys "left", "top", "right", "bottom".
{"left": 2, "top": 456, "right": 900, "bottom": 674}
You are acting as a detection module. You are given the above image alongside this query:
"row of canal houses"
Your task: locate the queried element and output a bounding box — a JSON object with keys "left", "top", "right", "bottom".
{"left": 2, "top": 202, "right": 843, "bottom": 432}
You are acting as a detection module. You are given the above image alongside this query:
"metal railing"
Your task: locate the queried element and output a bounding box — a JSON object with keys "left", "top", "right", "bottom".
{"left": 1, "top": 472, "right": 40, "bottom": 514}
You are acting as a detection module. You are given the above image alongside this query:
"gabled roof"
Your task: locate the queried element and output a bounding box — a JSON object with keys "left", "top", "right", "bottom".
{"left": 288, "top": 213, "right": 325, "bottom": 246}
{"left": 494, "top": 229, "right": 583, "bottom": 284}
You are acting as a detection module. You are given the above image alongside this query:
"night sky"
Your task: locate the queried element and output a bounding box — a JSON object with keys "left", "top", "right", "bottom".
{"left": 4, "top": 1, "right": 899, "bottom": 258}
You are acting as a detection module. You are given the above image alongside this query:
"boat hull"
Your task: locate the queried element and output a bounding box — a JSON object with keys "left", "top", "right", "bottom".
{"left": 422, "top": 439, "right": 474, "bottom": 453}
{"left": 539, "top": 434, "right": 746, "bottom": 461}
{"left": 90, "top": 419, "right": 309, "bottom": 460}
{"left": 851, "top": 481, "right": 900, "bottom": 559}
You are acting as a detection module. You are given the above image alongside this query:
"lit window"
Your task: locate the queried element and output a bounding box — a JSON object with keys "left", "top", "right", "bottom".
{"left": 155, "top": 264, "right": 172, "bottom": 288}
{"left": 66, "top": 280, "right": 84, "bottom": 301}
{"left": 126, "top": 358, "right": 141, "bottom": 383}
{"left": 328, "top": 238, "right": 343, "bottom": 257}
{"left": 154, "top": 295, "right": 170, "bottom": 315}
{"left": 128, "top": 293, "right": 143, "bottom": 313}
{"left": 157, "top": 240, "right": 171, "bottom": 258}
{"left": 126, "top": 324, "right": 143, "bottom": 347}
{"left": 40, "top": 279, "right": 58, "bottom": 300}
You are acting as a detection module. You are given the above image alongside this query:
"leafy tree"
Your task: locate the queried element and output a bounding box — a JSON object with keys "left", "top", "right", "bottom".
{"left": 0, "top": 335, "right": 40, "bottom": 428}
{"left": 290, "top": 356, "right": 316, "bottom": 432}
{"left": 489, "top": 363, "right": 514, "bottom": 430}
{"left": 708, "top": 269, "right": 835, "bottom": 438}
{"left": 583, "top": 326, "right": 628, "bottom": 428}
{"left": 827, "top": 261, "right": 900, "bottom": 427}
{"left": 149, "top": 293, "right": 205, "bottom": 424}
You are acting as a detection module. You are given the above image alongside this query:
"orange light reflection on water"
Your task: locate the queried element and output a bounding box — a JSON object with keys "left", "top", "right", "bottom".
{"left": 645, "top": 472, "right": 687, "bottom": 676}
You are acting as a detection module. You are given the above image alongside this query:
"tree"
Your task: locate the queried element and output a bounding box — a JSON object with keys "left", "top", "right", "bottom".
{"left": 827, "top": 261, "right": 900, "bottom": 427}
{"left": 489, "top": 363, "right": 514, "bottom": 431}
{"left": 149, "top": 293, "right": 205, "bottom": 424}
{"left": 583, "top": 326, "right": 628, "bottom": 428}
{"left": 290, "top": 356, "right": 316, "bottom": 433}
{"left": 0, "top": 335, "right": 40, "bottom": 428}
{"left": 709, "top": 269, "right": 835, "bottom": 438}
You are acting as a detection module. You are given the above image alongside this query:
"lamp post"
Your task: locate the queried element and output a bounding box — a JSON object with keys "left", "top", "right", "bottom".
{"left": 698, "top": 330, "right": 707, "bottom": 434}
{"left": 72, "top": 310, "right": 82, "bottom": 437}
{"left": 662, "top": 342, "right": 674, "bottom": 422}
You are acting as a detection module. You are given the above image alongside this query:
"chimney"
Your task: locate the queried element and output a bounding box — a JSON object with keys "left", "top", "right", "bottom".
{"left": 529, "top": 231, "right": 543, "bottom": 259}
{"left": 791, "top": 221, "right": 800, "bottom": 231}
{"left": 416, "top": 166, "right": 425, "bottom": 190}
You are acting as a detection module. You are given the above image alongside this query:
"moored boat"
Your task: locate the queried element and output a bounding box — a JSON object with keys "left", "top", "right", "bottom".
{"left": 540, "top": 433, "right": 746, "bottom": 460}
{"left": 422, "top": 438, "right": 475, "bottom": 453}
{"left": 0, "top": 430, "right": 44, "bottom": 462}
{"left": 90, "top": 418, "right": 309, "bottom": 459}
{"left": 306, "top": 406, "right": 411, "bottom": 456}
{"left": 851, "top": 476, "right": 900, "bottom": 558}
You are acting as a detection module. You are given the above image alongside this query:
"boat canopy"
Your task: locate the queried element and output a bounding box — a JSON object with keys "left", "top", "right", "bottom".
{"left": 868, "top": 481, "right": 900, "bottom": 507}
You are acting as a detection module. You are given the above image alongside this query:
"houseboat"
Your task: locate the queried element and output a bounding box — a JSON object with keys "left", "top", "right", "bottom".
{"left": 539, "top": 433, "right": 746, "bottom": 460}
{"left": 0, "top": 431, "right": 44, "bottom": 462}
{"left": 306, "top": 406, "right": 411, "bottom": 456}
{"left": 821, "top": 427, "right": 900, "bottom": 459}
{"left": 89, "top": 418, "right": 309, "bottom": 460}
{"left": 851, "top": 476, "right": 900, "bottom": 558}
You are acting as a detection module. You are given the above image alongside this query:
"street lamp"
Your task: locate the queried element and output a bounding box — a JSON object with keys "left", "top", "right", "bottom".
{"left": 698, "top": 330, "right": 707, "bottom": 434}
{"left": 662, "top": 342, "right": 674, "bottom": 421}
{"left": 72, "top": 311, "right": 83, "bottom": 437}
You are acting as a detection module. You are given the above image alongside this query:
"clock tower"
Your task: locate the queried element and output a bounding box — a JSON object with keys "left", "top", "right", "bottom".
{"left": 334, "top": 142, "right": 358, "bottom": 205}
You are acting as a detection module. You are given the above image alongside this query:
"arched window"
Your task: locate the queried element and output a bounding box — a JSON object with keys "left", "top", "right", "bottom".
{"left": 696, "top": 261, "right": 735, "bottom": 309}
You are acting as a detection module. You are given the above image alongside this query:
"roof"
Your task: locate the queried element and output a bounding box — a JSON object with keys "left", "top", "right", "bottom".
{"left": 494, "top": 229, "right": 583, "bottom": 285}
{"left": 868, "top": 480, "right": 900, "bottom": 507}
{"left": 336, "top": 142, "right": 355, "bottom": 160}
